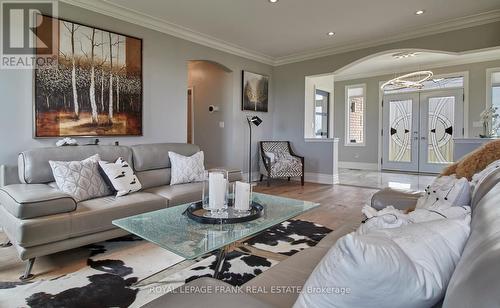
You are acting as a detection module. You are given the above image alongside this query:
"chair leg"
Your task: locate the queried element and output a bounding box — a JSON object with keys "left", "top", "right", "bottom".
{"left": 260, "top": 174, "right": 263, "bottom": 182}
{"left": 301, "top": 175, "right": 304, "bottom": 186}
{"left": 287, "top": 177, "right": 291, "bottom": 181}
{"left": 20, "top": 258, "right": 35, "bottom": 281}
{"left": 1, "top": 240, "right": 12, "bottom": 248}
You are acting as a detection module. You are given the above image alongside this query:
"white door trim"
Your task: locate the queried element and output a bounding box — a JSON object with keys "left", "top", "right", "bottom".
{"left": 486, "top": 67, "right": 500, "bottom": 108}
{"left": 187, "top": 87, "right": 195, "bottom": 144}
{"left": 378, "top": 71, "right": 469, "bottom": 171}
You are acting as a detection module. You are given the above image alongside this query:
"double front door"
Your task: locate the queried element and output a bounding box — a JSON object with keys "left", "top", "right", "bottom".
{"left": 382, "top": 89, "right": 464, "bottom": 173}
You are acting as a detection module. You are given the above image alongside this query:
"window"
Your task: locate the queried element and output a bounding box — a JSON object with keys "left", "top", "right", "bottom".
{"left": 487, "top": 68, "right": 500, "bottom": 136}
{"left": 314, "top": 90, "right": 330, "bottom": 137}
{"left": 304, "top": 74, "right": 334, "bottom": 140}
{"left": 345, "top": 84, "right": 366, "bottom": 146}
{"left": 490, "top": 71, "right": 500, "bottom": 109}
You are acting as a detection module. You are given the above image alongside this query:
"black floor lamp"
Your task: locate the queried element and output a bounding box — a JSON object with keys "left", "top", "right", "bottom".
{"left": 247, "top": 116, "right": 263, "bottom": 183}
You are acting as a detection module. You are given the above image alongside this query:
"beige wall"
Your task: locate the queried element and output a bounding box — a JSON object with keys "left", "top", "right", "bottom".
{"left": 273, "top": 21, "right": 500, "bottom": 174}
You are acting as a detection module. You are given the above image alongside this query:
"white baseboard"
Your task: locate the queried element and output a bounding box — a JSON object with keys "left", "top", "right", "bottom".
{"left": 339, "top": 161, "right": 379, "bottom": 171}
{"left": 289, "top": 172, "right": 337, "bottom": 185}
{"left": 305, "top": 172, "right": 337, "bottom": 184}
{"left": 249, "top": 171, "right": 337, "bottom": 185}
{"left": 242, "top": 172, "right": 261, "bottom": 183}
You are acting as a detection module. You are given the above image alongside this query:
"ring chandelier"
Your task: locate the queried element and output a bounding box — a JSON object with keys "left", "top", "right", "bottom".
{"left": 380, "top": 70, "right": 434, "bottom": 91}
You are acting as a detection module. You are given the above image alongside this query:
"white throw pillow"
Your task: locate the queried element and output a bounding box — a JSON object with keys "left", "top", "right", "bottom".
{"left": 295, "top": 216, "right": 471, "bottom": 308}
{"left": 416, "top": 175, "right": 471, "bottom": 210}
{"left": 49, "top": 154, "right": 111, "bottom": 202}
{"left": 168, "top": 151, "right": 205, "bottom": 185}
{"left": 99, "top": 158, "right": 142, "bottom": 197}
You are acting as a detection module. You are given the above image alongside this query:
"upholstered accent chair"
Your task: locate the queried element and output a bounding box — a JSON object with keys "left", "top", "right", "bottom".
{"left": 259, "top": 141, "right": 304, "bottom": 186}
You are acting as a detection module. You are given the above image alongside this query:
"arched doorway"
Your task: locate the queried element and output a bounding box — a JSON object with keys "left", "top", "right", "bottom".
{"left": 187, "top": 60, "right": 233, "bottom": 167}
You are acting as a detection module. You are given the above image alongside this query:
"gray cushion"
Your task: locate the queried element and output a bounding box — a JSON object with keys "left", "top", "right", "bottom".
{"left": 142, "top": 277, "right": 274, "bottom": 308}
{"left": 135, "top": 168, "right": 171, "bottom": 190}
{"left": 471, "top": 167, "right": 500, "bottom": 210}
{"left": 0, "top": 205, "right": 72, "bottom": 247}
{"left": 18, "top": 145, "right": 132, "bottom": 184}
{"left": 370, "top": 187, "right": 423, "bottom": 211}
{"left": 145, "top": 183, "right": 203, "bottom": 207}
{"left": 131, "top": 143, "right": 200, "bottom": 172}
{"left": 70, "top": 192, "right": 167, "bottom": 238}
{"left": 443, "top": 183, "right": 500, "bottom": 308}
{"left": 0, "top": 184, "right": 76, "bottom": 219}
{"left": 0, "top": 192, "right": 166, "bottom": 248}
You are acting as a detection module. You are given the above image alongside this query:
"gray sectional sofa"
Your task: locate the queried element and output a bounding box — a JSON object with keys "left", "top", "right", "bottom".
{"left": 143, "top": 167, "right": 500, "bottom": 308}
{"left": 0, "top": 143, "right": 241, "bottom": 280}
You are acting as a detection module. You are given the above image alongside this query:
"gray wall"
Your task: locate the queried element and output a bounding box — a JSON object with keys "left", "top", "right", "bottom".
{"left": 334, "top": 60, "right": 500, "bottom": 165}
{"left": 0, "top": 3, "right": 274, "bottom": 177}
{"left": 272, "top": 22, "right": 500, "bottom": 174}
{"left": 188, "top": 61, "right": 233, "bottom": 167}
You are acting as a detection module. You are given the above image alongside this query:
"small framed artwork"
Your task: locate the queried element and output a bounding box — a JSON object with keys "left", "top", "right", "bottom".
{"left": 34, "top": 14, "right": 143, "bottom": 137}
{"left": 242, "top": 71, "right": 269, "bottom": 112}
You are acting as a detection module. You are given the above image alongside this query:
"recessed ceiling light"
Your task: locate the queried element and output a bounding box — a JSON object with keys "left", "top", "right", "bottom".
{"left": 327, "top": 32, "right": 335, "bottom": 37}
{"left": 268, "top": 0, "right": 278, "bottom": 3}
{"left": 415, "top": 10, "right": 425, "bottom": 15}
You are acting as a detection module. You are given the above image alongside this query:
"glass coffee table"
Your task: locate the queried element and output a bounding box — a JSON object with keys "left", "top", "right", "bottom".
{"left": 113, "top": 192, "right": 318, "bottom": 278}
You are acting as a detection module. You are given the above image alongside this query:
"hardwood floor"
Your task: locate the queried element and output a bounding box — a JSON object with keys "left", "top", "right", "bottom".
{"left": 253, "top": 180, "right": 379, "bottom": 230}
{"left": 0, "top": 181, "right": 378, "bottom": 282}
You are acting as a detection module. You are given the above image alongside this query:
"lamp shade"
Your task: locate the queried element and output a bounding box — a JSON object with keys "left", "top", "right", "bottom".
{"left": 250, "top": 116, "right": 263, "bottom": 126}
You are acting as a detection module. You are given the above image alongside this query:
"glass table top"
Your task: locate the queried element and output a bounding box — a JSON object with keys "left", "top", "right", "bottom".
{"left": 113, "top": 193, "right": 319, "bottom": 259}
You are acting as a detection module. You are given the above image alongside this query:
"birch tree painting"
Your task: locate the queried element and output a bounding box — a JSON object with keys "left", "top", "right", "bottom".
{"left": 34, "top": 15, "right": 142, "bottom": 137}
{"left": 242, "top": 71, "right": 269, "bottom": 112}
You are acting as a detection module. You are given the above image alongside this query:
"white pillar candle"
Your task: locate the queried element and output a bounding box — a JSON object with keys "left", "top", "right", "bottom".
{"left": 209, "top": 172, "right": 225, "bottom": 209}
{"left": 234, "top": 181, "right": 251, "bottom": 211}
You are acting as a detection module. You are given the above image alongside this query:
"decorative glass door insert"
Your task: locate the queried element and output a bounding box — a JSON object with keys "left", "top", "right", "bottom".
{"left": 388, "top": 99, "right": 413, "bottom": 163}
{"left": 382, "top": 93, "right": 420, "bottom": 172}
{"left": 382, "top": 89, "right": 464, "bottom": 173}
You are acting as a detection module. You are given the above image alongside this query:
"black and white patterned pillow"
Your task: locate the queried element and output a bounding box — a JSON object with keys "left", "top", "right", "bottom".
{"left": 416, "top": 175, "right": 471, "bottom": 209}
{"left": 99, "top": 158, "right": 142, "bottom": 197}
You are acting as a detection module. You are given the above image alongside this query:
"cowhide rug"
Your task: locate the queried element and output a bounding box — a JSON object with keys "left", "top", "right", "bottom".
{"left": 136, "top": 251, "right": 279, "bottom": 306}
{"left": 0, "top": 219, "right": 331, "bottom": 307}
{"left": 244, "top": 219, "right": 332, "bottom": 256}
{"left": 0, "top": 235, "right": 184, "bottom": 308}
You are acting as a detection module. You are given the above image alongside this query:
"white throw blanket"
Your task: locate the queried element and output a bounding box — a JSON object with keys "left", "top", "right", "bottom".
{"left": 359, "top": 204, "right": 471, "bottom": 235}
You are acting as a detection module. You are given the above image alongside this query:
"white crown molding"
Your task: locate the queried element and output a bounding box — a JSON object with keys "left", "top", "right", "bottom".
{"left": 59, "top": 0, "right": 275, "bottom": 65}
{"left": 58, "top": 1, "right": 500, "bottom": 67}
{"left": 274, "top": 9, "right": 500, "bottom": 66}
{"left": 334, "top": 48, "right": 500, "bottom": 82}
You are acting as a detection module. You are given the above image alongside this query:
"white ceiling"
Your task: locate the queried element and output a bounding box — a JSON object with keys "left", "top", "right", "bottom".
{"left": 65, "top": 0, "right": 500, "bottom": 65}
{"left": 334, "top": 48, "right": 500, "bottom": 80}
